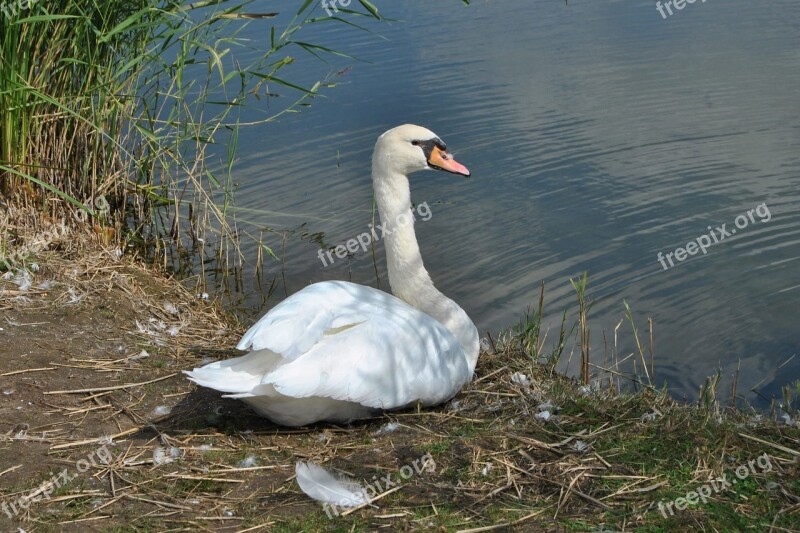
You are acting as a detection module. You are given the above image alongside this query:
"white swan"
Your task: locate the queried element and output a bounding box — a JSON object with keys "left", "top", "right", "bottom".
{"left": 185, "top": 125, "right": 479, "bottom": 426}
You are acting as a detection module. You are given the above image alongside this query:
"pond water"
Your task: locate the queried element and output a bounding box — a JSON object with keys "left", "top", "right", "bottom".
{"left": 204, "top": 0, "right": 800, "bottom": 405}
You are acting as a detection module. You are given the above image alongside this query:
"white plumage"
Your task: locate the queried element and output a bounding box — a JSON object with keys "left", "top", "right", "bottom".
{"left": 185, "top": 125, "right": 479, "bottom": 426}
{"left": 294, "top": 461, "right": 368, "bottom": 507}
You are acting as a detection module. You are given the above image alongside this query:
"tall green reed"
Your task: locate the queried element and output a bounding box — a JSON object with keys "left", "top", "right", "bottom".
{"left": 0, "top": 0, "right": 382, "bottom": 273}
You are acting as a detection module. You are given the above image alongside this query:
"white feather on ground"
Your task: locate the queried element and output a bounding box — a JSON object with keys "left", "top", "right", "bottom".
{"left": 295, "top": 461, "right": 368, "bottom": 507}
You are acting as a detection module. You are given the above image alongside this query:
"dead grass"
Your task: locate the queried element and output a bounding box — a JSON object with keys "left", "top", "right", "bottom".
{"left": 0, "top": 237, "right": 798, "bottom": 532}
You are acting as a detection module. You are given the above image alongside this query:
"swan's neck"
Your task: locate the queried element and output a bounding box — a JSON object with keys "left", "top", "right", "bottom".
{"left": 372, "top": 163, "right": 479, "bottom": 373}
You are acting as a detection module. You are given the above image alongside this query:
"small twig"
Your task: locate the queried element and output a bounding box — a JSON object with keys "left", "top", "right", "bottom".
{"left": 234, "top": 522, "right": 276, "bottom": 533}
{"left": 738, "top": 433, "right": 799, "bottom": 457}
{"left": 340, "top": 485, "right": 403, "bottom": 516}
{"left": 0, "top": 289, "right": 47, "bottom": 297}
{"left": 0, "top": 464, "right": 22, "bottom": 478}
{"left": 50, "top": 426, "right": 141, "bottom": 450}
{"left": 124, "top": 494, "right": 192, "bottom": 510}
{"left": 542, "top": 473, "right": 611, "bottom": 511}
{"left": 57, "top": 515, "right": 111, "bottom": 525}
{"left": 44, "top": 373, "right": 177, "bottom": 395}
{"left": 1, "top": 367, "right": 56, "bottom": 376}
{"left": 473, "top": 366, "right": 508, "bottom": 384}
{"left": 163, "top": 473, "right": 244, "bottom": 483}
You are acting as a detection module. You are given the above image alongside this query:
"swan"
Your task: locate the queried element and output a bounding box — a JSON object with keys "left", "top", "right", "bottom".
{"left": 184, "top": 125, "right": 479, "bottom": 426}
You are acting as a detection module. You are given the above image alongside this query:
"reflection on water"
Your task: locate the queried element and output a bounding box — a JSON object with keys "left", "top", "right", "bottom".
{"left": 202, "top": 0, "right": 800, "bottom": 404}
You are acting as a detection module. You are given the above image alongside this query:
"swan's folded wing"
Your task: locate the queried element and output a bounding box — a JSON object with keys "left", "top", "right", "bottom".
{"left": 257, "top": 307, "right": 470, "bottom": 409}
{"left": 236, "top": 286, "right": 334, "bottom": 358}
{"left": 236, "top": 280, "right": 409, "bottom": 358}
{"left": 231, "top": 280, "right": 471, "bottom": 409}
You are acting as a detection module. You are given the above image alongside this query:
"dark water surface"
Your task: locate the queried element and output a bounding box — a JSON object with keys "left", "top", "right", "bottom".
{"left": 204, "top": 0, "right": 800, "bottom": 404}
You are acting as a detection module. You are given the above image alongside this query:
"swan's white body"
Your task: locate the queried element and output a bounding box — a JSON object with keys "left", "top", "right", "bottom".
{"left": 185, "top": 125, "right": 479, "bottom": 426}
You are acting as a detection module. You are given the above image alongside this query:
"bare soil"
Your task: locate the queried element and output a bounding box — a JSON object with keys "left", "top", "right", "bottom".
{"left": 0, "top": 245, "right": 798, "bottom": 532}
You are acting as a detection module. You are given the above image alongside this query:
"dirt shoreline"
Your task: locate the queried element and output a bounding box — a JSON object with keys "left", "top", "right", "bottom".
{"left": 0, "top": 245, "right": 246, "bottom": 529}
{"left": 1, "top": 245, "right": 798, "bottom": 532}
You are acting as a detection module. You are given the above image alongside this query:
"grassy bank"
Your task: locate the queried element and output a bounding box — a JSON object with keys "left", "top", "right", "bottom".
{"left": 0, "top": 246, "right": 797, "bottom": 531}
{"left": 0, "top": 0, "right": 385, "bottom": 276}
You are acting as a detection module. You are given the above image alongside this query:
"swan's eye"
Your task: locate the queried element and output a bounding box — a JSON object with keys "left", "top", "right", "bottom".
{"left": 411, "top": 140, "right": 421, "bottom": 146}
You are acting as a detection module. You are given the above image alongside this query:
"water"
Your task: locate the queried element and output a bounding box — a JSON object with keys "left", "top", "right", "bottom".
{"left": 202, "top": 0, "right": 800, "bottom": 404}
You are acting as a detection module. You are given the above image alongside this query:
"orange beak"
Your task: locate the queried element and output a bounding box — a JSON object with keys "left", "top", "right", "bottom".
{"left": 427, "top": 146, "right": 470, "bottom": 177}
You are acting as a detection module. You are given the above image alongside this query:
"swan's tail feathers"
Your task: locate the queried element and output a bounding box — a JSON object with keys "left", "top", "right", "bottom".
{"left": 223, "top": 383, "right": 274, "bottom": 399}
{"left": 183, "top": 368, "right": 254, "bottom": 394}
{"left": 183, "top": 350, "right": 283, "bottom": 394}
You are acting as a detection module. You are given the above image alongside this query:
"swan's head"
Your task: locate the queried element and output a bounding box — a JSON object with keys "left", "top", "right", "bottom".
{"left": 376, "top": 124, "right": 470, "bottom": 177}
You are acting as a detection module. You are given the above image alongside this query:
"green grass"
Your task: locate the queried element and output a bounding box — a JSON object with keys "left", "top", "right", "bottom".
{"left": 0, "top": 0, "right": 388, "bottom": 274}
